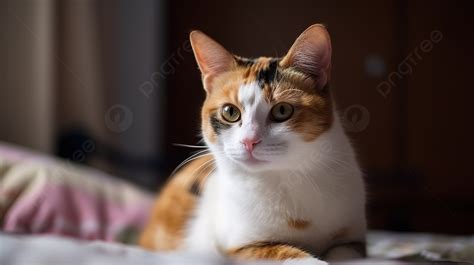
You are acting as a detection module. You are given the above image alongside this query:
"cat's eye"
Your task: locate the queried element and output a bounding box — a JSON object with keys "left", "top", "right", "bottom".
{"left": 271, "top": 102, "right": 294, "bottom": 122}
{"left": 221, "top": 104, "right": 241, "bottom": 123}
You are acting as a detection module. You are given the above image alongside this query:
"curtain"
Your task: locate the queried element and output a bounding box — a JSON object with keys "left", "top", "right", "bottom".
{"left": 0, "top": 0, "right": 165, "bottom": 187}
{"left": 1, "top": 0, "right": 56, "bottom": 152}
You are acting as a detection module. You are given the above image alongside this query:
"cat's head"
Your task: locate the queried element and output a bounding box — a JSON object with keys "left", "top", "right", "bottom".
{"left": 190, "top": 24, "right": 333, "bottom": 172}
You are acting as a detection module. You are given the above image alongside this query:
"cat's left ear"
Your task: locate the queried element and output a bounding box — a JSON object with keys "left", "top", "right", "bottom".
{"left": 189, "top": 30, "right": 235, "bottom": 92}
{"left": 280, "top": 24, "right": 332, "bottom": 90}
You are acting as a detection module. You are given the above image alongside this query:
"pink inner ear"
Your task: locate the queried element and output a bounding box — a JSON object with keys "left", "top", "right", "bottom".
{"left": 195, "top": 48, "right": 233, "bottom": 77}
{"left": 293, "top": 43, "right": 330, "bottom": 82}
{"left": 282, "top": 25, "right": 332, "bottom": 87}
{"left": 190, "top": 31, "right": 235, "bottom": 90}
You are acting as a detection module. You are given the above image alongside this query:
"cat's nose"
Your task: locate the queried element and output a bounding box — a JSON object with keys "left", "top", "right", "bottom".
{"left": 241, "top": 138, "right": 262, "bottom": 153}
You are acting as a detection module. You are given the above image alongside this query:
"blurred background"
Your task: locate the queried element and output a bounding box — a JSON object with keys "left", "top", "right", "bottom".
{"left": 1, "top": 0, "right": 473, "bottom": 235}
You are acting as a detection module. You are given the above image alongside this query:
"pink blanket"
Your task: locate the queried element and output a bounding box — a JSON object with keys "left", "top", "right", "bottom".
{"left": 0, "top": 142, "right": 154, "bottom": 243}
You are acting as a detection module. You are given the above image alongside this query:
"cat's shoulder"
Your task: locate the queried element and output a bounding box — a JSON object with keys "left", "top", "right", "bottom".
{"left": 138, "top": 153, "right": 214, "bottom": 250}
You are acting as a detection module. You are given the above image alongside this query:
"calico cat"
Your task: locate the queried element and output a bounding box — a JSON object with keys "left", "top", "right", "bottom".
{"left": 140, "top": 24, "right": 366, "bottom": 264}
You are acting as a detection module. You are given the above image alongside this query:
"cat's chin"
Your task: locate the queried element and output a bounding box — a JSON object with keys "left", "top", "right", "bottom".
{"left": 230, "top": 156, "right": 276, "bottom": 172}
{"left": 242, "top": 156, "right": 267, "bottom": 164}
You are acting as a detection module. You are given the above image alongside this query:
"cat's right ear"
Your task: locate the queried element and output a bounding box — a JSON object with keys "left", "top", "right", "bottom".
{"left": 189, "top": 31, "right": 235, "bottom": 93}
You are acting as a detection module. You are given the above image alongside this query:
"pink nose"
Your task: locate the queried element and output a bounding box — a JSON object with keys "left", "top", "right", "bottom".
{"left": 241, "top": 138, "right": 262, "bottom": 153}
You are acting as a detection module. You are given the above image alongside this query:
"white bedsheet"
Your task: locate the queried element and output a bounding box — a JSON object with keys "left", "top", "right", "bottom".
{"left": 3, "top": 232, "right": 471, "bottom": 265}
{"left": 0, "top": 233, "right": 256, "bottom": 265}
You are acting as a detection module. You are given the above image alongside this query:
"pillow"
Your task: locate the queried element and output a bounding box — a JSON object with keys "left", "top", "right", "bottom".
{"left": 0, "top": 141, "right": 154, "bottom": 243}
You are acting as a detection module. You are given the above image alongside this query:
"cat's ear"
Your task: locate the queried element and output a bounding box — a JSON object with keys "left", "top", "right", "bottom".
{"left": 280, "top": 24, "right": 332, "bottom": 89}
{"left": 189, "top": 30, "right": 235, "bottom": 92}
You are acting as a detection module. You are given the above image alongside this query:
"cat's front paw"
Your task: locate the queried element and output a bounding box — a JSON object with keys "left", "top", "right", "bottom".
{"left": 282, "top": 257, "right": 328, "bottom": 265}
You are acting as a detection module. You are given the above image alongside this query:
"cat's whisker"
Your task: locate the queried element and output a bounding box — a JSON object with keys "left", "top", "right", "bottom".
{"left": 184, "top": 149, "right": 211, "bottom": 160}
{"left": 258, "top": 151, "right": 280, "bottom": 154}
{"left": 321, "top": 156, "right": 359, "bottom": 172}
{"left": 192, "top": 159, "right": 216, "bottom": 177}
{"left": 316, "top": 149, "right": 354, "bottom": 157}
{"left": 266, "top": 143, "right": 287, "bottom": 147}
{"left": 173, "top": 143, "right": 208, "bottom": 149}
{"left": 171, "top": 149, "right": 211, "bottom": 175}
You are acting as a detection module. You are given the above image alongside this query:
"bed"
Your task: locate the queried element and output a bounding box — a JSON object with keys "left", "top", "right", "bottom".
{"left": 1, "top": 142, "right": 473, "bottom": 264}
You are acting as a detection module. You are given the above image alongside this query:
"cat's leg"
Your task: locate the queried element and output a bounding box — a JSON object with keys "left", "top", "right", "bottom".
{"left": 322, "top": 242, "right": 366, "bottom": 261}
{"left": 227, "top": 242, "right": 327, "bottom": 265}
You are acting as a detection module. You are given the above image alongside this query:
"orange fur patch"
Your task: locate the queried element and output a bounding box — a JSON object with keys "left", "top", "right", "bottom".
{"left": 138, "top": 154, "right": 214, "bottom": 250}
{"left": 201, "top": 70, "right": 244, "bottom": 143}
{"left": 271, "top": 68, "right": 333, "bottom": 141}
{"left": 227, "top": 242, "right": 311, "bottom": 260}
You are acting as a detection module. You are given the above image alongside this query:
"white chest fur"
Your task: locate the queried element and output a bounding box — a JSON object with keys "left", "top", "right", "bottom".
{"left": 184, "top": 119, "right": 366, "bottom": 255}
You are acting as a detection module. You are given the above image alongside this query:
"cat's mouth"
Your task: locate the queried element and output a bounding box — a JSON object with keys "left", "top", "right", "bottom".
{"left": 233, "top": 153, "right": 269, "bottom": 167}
{"left": 243, "top": 155, "right": 267, "bottom": 164}
{"left": 224, "top": 144, "right": 288, "bottom": 168}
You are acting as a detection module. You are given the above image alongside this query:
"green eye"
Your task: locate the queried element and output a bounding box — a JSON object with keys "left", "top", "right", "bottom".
{"left": 221, "top": 104, "right": 241, "bottom": 123}
{"left": 271, "top": 102, "right": 294, "bottom": 122}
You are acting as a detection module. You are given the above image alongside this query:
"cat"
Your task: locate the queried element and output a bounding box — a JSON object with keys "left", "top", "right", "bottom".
{"left": 139, "top": 24, "right": 367, "bottom": 265}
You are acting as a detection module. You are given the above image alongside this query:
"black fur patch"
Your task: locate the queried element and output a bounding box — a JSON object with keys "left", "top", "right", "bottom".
{"left": 235, "top": 57, "right": 256, "bottom": 67}
{"left": 189, "top": 180, "right": 201, "bottom": 196}
{"left": 257, "top": 59, "right": 279, "bottom": 86}
{"left": 210, "top": 114, "right": 231, "bottom": 134}
{"left": 321, "top": 241, "right": 367, "bottom": 258}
